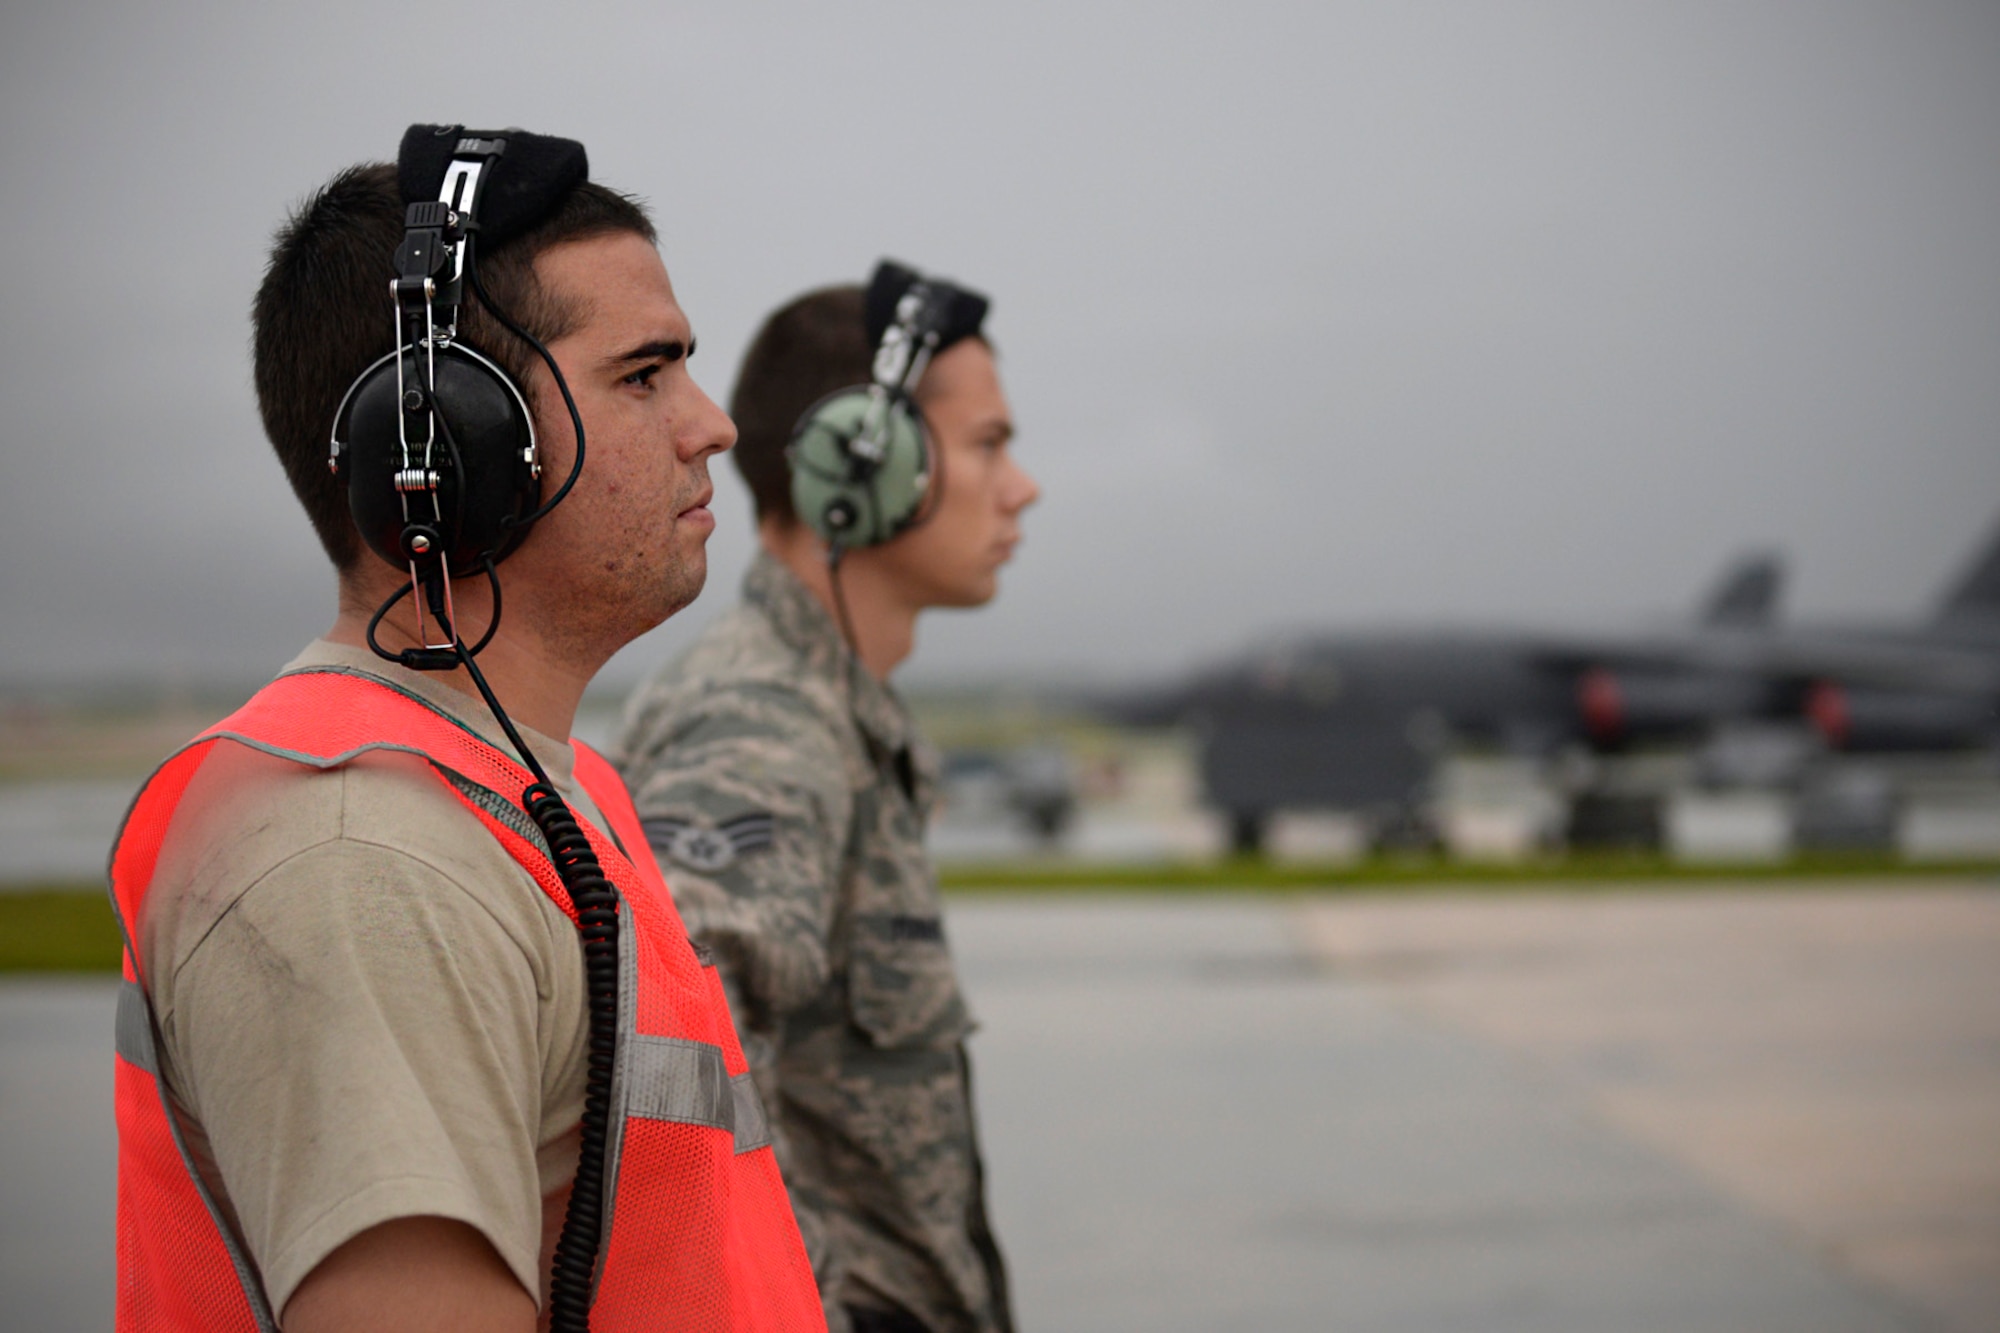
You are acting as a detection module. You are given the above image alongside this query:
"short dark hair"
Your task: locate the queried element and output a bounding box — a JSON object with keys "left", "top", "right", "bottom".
{"left": 252, "top": 162, "right": 655, "bottom": 569}
{"left": 727, "top": 285, "right": 874, "bottom": 529}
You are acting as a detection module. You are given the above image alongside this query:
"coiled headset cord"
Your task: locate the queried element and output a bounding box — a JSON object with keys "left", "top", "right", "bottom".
{"left": 366, "top": 254, "right": 619, "bottom": 1329}
{"left": 443, "top": 615, "right": 620, "bottom": 1333}
{"left": 367, "top": 564, "right": 620, "bottom": 1332}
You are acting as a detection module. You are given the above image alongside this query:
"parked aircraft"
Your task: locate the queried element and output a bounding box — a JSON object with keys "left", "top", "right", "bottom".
{"left": 1131, "top": 520, "right": 2000, "bottom": 853}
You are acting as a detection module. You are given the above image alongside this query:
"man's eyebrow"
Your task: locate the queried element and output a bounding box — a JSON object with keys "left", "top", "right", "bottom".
{"left": 603, "top": 337, "right": 696, "bottom": 368}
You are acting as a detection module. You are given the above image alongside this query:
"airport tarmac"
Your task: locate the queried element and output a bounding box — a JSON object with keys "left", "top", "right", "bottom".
{"left": 3, "top": 881, "right": 1995, "bottom": 1331}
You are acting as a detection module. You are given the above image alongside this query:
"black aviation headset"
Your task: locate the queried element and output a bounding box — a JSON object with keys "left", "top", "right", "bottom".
{"left": 328, "top": 125, "right": 617, "bottom": 1333}
{"left": 785, "top": 259, "right": 990, "bottom": 557}
{"left": 329, "top": 124, "right": 591, "bottom": 671}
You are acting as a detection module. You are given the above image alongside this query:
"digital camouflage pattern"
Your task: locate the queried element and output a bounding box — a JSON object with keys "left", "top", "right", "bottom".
{"left": 608, "top": 553, "right": 1011, "bottom": 1333}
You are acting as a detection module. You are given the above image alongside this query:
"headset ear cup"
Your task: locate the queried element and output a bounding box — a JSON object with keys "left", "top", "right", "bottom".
{"left": 786, "top": 388, "right": 931, "bottom": 548}
{"left": 335, "top": 344, "right": 540, "bottom": 571}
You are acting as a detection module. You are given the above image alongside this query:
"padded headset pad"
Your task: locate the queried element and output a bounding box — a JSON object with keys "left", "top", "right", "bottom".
{"left": 866, "top": 260, "right": 989, "bottom": 351}
{"left": 790, "top": 390, "right": 930, "bottom": 547}
{"left": 397, "top": 125, "right": 589, "bottom": 241}
{"left": 341, "top": 347, "right": 538, "bottom": 570}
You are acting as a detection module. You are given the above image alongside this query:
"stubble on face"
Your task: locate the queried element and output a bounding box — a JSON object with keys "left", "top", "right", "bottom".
{"left": 510, "top": 232, "right": 732, "bottom": 668}
{"left": 608, "top": 462, "right": 713, "bottom": 622}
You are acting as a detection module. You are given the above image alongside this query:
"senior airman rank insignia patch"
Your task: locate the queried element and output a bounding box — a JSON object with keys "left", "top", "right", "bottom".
{"left": 642, "top": 811, "right": 776, "bottom": 873}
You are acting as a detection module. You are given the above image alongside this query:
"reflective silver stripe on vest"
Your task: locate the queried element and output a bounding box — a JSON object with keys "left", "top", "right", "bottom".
{"left": 440, "top": 768, "right": 552, "bottom": 859}
{"left": 619, "top": 1038, "right": 772, "bottom": 1150}
{"left": 731, "top": 1070, "right": 772, "bottom": 1153}
{"left": 115, "top": 977, "right": 157, "bottom": 1073}
{"left": 624, "top": 1035, "right": 733, "bottom": 1128}
{"left": 112, "top": 974, "right": 279, "bottom": 1332}
{"left": 591, "top": 903, "right": 774, "bottom": 1293}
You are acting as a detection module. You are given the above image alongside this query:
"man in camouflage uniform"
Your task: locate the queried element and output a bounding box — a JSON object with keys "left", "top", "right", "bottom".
{"left": 609, "top": 263, "right": 1038, "bottom": 1333}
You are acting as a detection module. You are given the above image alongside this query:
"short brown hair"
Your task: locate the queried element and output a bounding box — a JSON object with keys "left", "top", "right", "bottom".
{"left": 727, "top": 285, "right": 876, "bottom": 529}
{"left": 251, "top": 162, "right": 655, "bottom": 569}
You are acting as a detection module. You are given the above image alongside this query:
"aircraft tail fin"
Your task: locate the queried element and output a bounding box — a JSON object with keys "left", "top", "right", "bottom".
{"left": 1702, "top": 553, "right": 1783, "bottom": 627}
{"left": 1936, "top": 517, "right": 2000, "bottom": 625}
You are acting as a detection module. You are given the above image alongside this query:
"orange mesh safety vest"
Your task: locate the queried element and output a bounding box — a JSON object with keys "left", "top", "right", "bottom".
{"left": 107, "top": 669, "right": 826, "bottom": 1331}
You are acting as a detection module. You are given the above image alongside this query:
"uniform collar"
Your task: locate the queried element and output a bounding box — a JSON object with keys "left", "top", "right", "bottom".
{"left": 743, "top": 550, "right": 922, "bottom": 763}
{"left": 282, "top": 638, "right": 580, "bottom": 789}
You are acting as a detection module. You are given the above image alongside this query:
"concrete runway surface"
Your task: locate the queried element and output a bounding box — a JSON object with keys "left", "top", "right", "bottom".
{"left": 3, "top": 881, "right": 1995, "bottom": 1331}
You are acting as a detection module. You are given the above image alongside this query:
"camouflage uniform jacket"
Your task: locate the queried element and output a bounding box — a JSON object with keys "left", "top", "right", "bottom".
{"left": 608, "top": 552, "right": 1012, "bottom": 1333}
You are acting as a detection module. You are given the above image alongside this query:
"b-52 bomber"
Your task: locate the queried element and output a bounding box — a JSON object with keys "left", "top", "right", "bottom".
{"left": 1129, "top": 519, "right": 2000, "bottom": 854}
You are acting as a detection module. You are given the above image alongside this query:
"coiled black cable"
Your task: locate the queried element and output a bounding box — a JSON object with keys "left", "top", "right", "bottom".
{"left": 367, "top": 223, "right": 618, "bottom": 1329}
{"left": 523, "top": 782, "right": 620, "bottom": 1333}
{"left": 368, "top": 563, "right": 621, "bottom": 1331}
{"left": 432, "top": 630, "right": 618, "bottom": 1333}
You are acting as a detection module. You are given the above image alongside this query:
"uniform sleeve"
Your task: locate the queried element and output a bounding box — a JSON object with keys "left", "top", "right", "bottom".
{"left": 160, "top": 836, "right": 564, "bottom": 1316}
{"left": 613, "top": 685, "right": 854, "bottom": 1324}
{"left": 616, "top": 686, "right": 853, "bottom": 1024}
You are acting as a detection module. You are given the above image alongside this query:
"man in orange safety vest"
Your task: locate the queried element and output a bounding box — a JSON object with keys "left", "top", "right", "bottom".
{"left": 108, "top": 125, "right": 825, "bottom": 1333}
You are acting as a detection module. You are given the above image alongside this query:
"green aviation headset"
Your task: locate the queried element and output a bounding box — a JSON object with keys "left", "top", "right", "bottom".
{"left": 786, "top": 261, "right": 989, "bottom": 551}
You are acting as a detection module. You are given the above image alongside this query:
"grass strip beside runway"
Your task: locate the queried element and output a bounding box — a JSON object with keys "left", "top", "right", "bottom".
{"left": 0, "top": 886, "right": 123, "bottom": 972}
{"left": 5, "top": 857, "right": 1997, "bottom": 971}
{"left": 937, "top": 852, "right": 2000, "bottom": 890}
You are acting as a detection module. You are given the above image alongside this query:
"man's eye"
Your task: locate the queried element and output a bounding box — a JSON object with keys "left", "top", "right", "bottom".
{"left": 624, "top": 364, "right": 662, "bottom": 388}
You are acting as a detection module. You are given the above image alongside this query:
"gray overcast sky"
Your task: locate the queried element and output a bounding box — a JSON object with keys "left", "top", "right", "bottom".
{"left": 2, "top": 1, "right": 1996, "bottom": 690}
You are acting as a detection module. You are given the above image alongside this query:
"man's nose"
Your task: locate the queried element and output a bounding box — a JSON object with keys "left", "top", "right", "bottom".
{"left": 683, "top": 378, "right": 737, "bottom": 459}
{"left": 1003, "top": 456, "right": 1040, "bottom": 513}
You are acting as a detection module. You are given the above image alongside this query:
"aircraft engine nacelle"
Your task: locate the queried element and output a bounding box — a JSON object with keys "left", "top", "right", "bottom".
{"left": 1804, "top": 682, "right": 1999, "bottom": 753}
{"left": 1576, "top": 667, "right": 1775, "bottom": 748}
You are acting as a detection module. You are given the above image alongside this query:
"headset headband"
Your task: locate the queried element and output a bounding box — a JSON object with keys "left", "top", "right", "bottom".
{"left": 388, "top": 126, "right": 589, "bottom": 341}
{"left": 846, "top": 261, "right": 989, "bottom": 466}
{"left": 391, "top": 135, "right": 501, "bottom": 331}
{"left": 863, "top": 259, "right": 989, "bottom": 357}
{"left": 396, "top": 125, "right": 589, "bottom": 246}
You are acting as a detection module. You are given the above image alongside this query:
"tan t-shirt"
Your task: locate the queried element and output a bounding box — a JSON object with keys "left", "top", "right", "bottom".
{"left": 139, "top": 641, "right": 598, "bottom": 1316}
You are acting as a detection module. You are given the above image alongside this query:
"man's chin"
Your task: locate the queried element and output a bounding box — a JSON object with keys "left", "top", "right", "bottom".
{"left": 931, "top": 571, "right": 1000, "bottom": 610}
{"left": 612, "top": 554, "right": 709, "bottom": 643}
{"left": 655, "top": 553, "right": 709, "bottom": 622}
